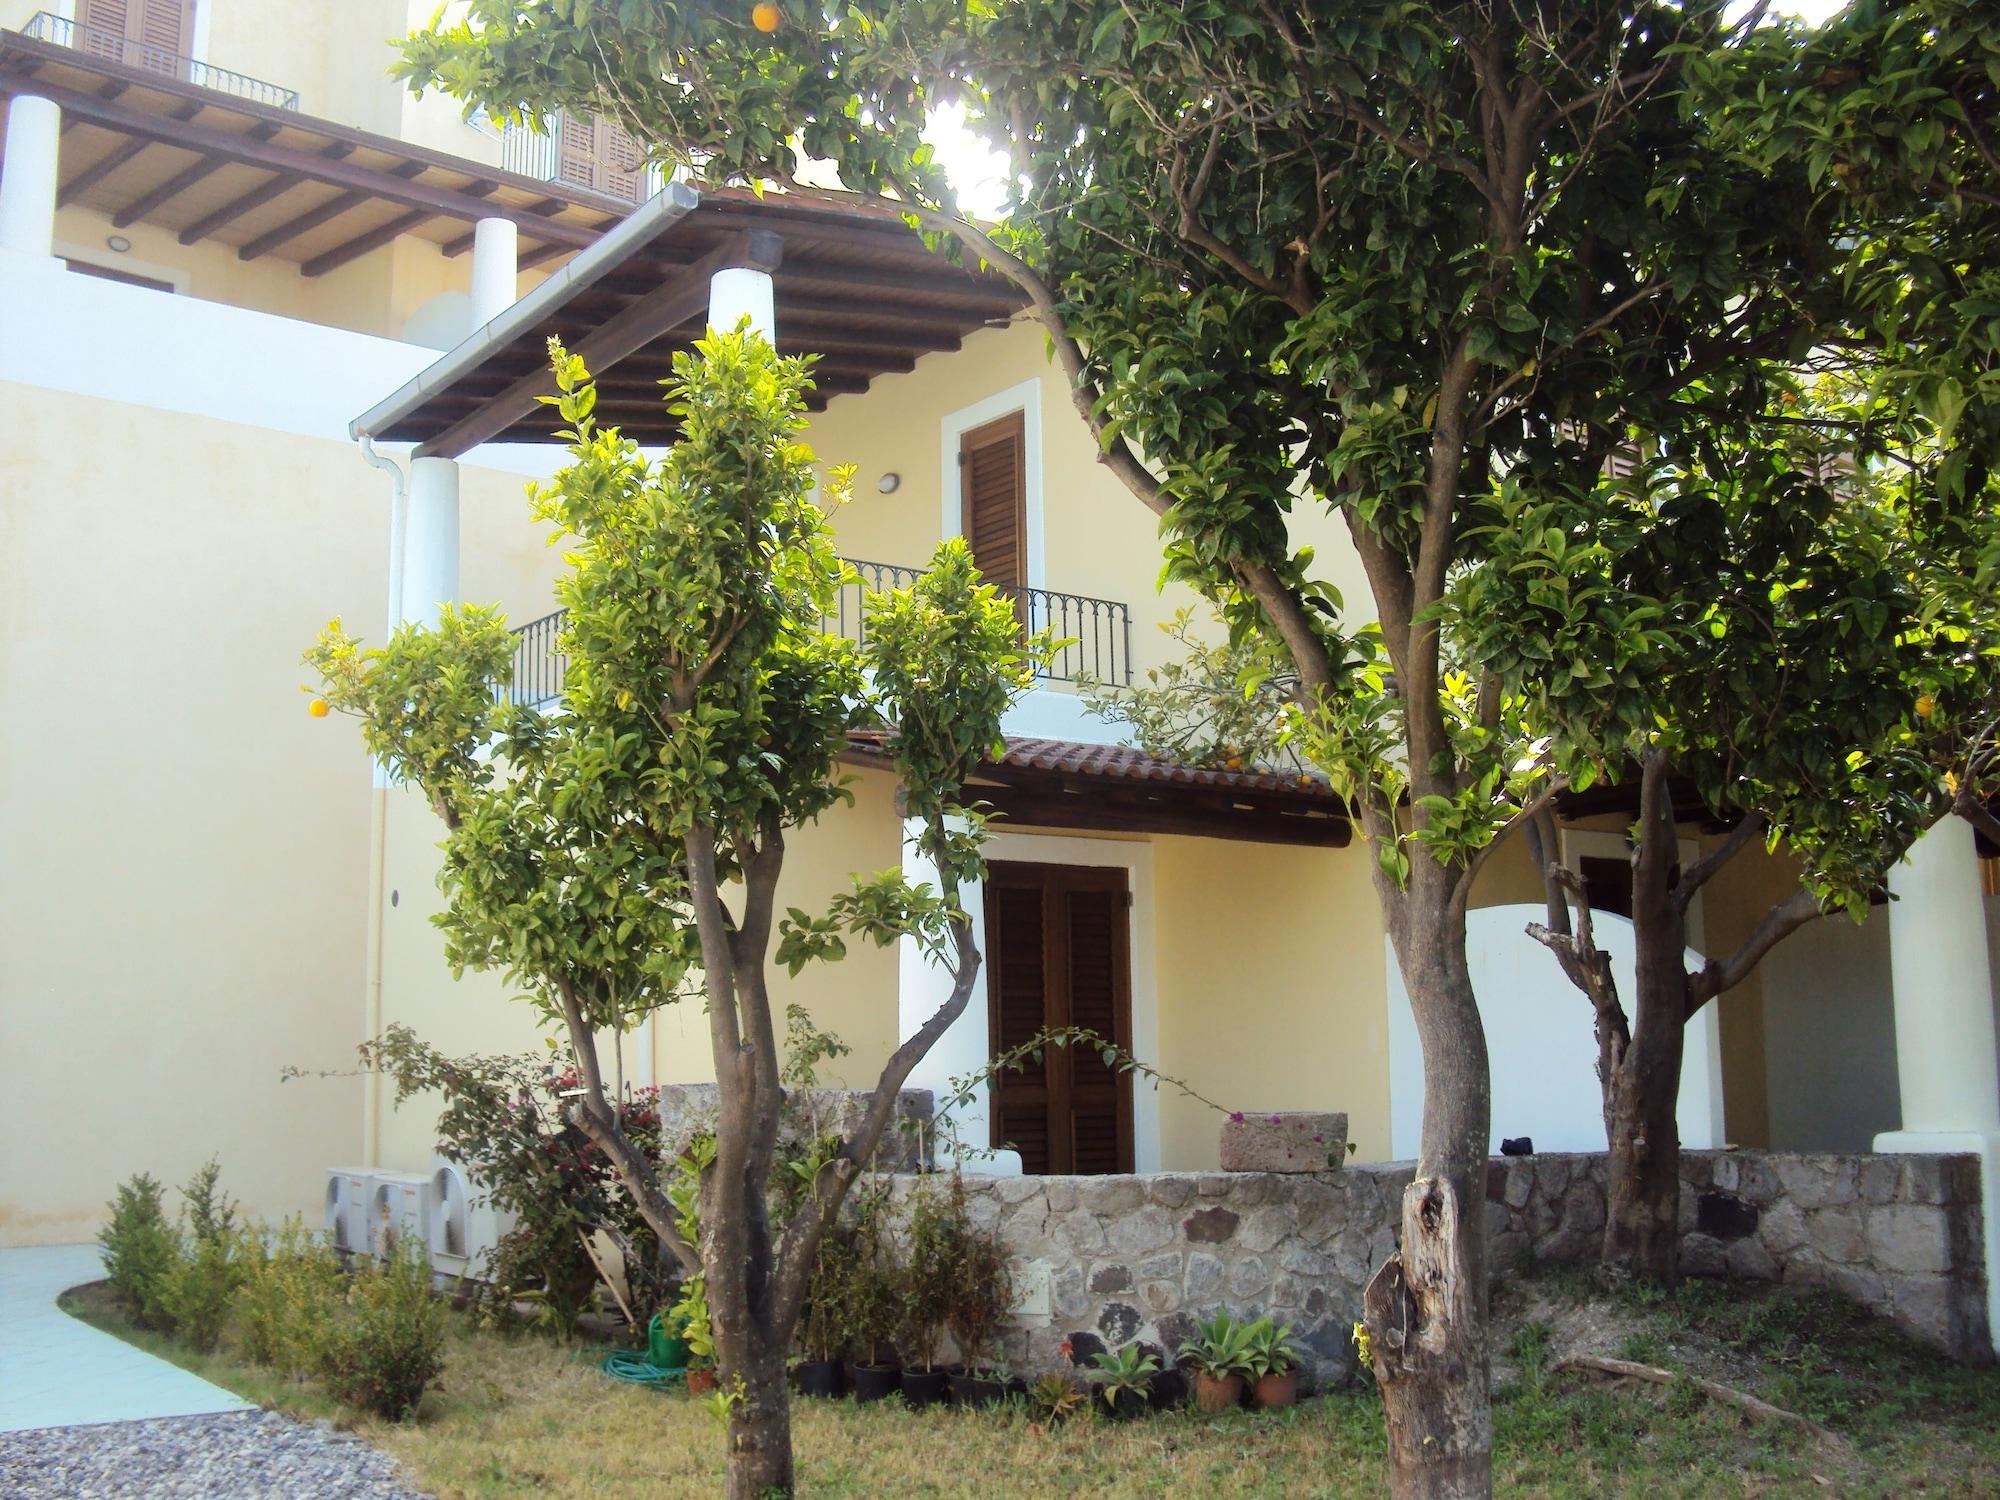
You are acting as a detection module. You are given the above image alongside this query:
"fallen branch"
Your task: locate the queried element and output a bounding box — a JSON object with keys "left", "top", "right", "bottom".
{"left": 1551, "top": 1354, "right": 1850, "bottom": 1452}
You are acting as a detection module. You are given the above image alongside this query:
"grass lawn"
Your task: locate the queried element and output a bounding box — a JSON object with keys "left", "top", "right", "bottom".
{"left": 61, "top": 1273, "right": 2000, "bottom": 1498}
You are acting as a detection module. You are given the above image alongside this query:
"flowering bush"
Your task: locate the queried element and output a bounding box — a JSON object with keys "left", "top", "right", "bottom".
{"left": 358, "top": 1025, "right": 666, "bottom": 1337}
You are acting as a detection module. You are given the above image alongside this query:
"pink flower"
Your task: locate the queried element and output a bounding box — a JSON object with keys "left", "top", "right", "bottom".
{"left": 1312, "top": 1134, "right": 1324, "bottom": 1143}
{"left": 1269, "top": 1114, "right": 1282, "bottom": 1125}
{"left": 1229, "top": 1111, "right": 1244, "bottom": 1123}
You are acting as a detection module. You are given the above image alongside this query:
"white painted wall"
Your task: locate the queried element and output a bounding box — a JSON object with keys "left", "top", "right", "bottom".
{"left": 1385, "top": 904, "right": 1726, "bottom": 1158}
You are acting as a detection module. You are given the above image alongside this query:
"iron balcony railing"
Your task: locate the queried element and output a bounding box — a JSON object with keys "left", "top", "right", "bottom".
{"left": 497, "top": 113, "right": 667, "bottom": 203}
{"left": 23, "top": 12, "right": 301, "bottom": 111}
{"left": 506, "top": 556, "right": 1133, "bottom": 709}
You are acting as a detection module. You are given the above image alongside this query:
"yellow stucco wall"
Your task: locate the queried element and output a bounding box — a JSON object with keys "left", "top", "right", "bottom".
{"left": 1152, "top": 834, "right": 1389, "bottom": 1168}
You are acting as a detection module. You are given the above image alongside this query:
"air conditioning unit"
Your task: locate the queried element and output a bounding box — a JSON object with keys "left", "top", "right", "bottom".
{"left": 428, "top": 1157, "right": 513, "bottom": 1281}
{"left": 369, "top": 1171, "right": 435, "bottom": 1259}
{"left": 324, "top": 1168, "right": 373, "bottom": 1257}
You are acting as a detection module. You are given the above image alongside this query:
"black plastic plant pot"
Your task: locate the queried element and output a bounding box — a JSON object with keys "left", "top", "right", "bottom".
{"left": 1149, "top": 1366, "right": 1189, "bottom": 1410}
{"left": 948, "top": 1371, "right": 1007, "bottom": 1408}
{"left": 796, "top": 1359, "right": 844, "bottom": 1399}
{"left": 1102, "top": 1385, "right": 1150, "bottom": 1421}
{"left": 900, "top": 1367, "right": 950, "bottom": 1409}
{"left": 847, "top": 1362, "right": 901, "bottom": 1404}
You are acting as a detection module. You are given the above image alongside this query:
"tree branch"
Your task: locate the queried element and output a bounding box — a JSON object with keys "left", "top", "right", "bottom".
{"left": 1686, "top": 887, "right": 1820, "bottom": 1016}
{"left": 1675, "top": 812, "right": 1765, "bottom": 912}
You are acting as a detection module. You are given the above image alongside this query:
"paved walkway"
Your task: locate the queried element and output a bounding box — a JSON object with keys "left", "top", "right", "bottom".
{"left": 0, "top": 1245, "right": 249, "bottom": 1434}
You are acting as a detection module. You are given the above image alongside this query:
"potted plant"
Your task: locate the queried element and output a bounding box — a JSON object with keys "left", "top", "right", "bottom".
{"left": 1179, "top": 1311, "right": 1254, "bottom": 1413}
{"left": 942, "top": 1180, "right": 1014, "bottom": 1407}
{"left": 1088, "top": 1342, "right": 1160, "bottom": 1420}
{"left": 1243, "top": 1317, "right": 1304, "bottom": 1410}
{"left": 842, "top": 1188, "right": 903, "bottom": 1403}
{"left": 795, "top": 1235, "right": 846, "bottom": 1399}
{"left": 1025, "top": 1372, "right": 1088, "bottom": 1428}
{"left": 897, "top": 1181, "right": 957, "bottom": 1408}
{"left": 673, "top": 1275, "right": 719, "bottom": 1395}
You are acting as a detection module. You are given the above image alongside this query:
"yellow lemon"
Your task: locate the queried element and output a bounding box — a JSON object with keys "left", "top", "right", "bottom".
{"left": 308, "top": 697, "right": 330, "bottom": 718}
{"left": 1915, "top": 693, "right": 1936, "bottom": 720}
{"left": 752, "top": 2, "right": 781, "bottom": 32}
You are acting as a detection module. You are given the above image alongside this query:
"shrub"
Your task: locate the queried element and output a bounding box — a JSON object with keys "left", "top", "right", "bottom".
{"left": 841, "top": 1179, "right": 901, "bottom": 1367}
{"left": 181, "top": 1157, "right": 238, "bottom": 1247}
{"left": 236, "top": 1218, "right": 344, "bottom": 1376}
{"left": 940, "top": 1175, "right": 1014, "bottom": 1376}
{"left": 98, "top": 1173, "right": 178, "bottom": 1329}
{"left": 898, "top": 1179, "right": 959, "bottom": 1373}
{"left": 156, "top": 1232, "right": 241, "bottom": 1353}
{"left": 318, "top": 1236, "right": 449, "bottom": 1420}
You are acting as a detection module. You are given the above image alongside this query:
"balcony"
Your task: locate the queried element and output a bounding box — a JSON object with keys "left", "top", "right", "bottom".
{"left": 22, "top": 12, "right": 300, "bottom": 111}
{"left": 498, "top": 112, "right": 668, "bottom": 204}
{"left": 505, "top": 557, "right": 1133, "bottom": 709}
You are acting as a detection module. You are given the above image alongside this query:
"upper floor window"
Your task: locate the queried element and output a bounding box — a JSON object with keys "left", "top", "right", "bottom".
{"left": 556, "top": 111, "right": 649, "bottom": 200}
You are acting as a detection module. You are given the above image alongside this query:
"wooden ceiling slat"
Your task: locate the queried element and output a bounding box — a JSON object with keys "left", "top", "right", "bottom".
{"left": 56, "top": 100, "right": 200, "bottom": 207}
{"left": 302, "top": 183, "right": 491, "bottom": 277}
{"left": 238, "top": 161, "right": 426, "bottom": 261}
{"left": 415, "top": 230, "right": 784, "bottom": 458}
{"left": 112, "top": 122, "right": 275, "bottom": 228}
{"left": 177, "top": 141, "right": 351, "bottom": 245}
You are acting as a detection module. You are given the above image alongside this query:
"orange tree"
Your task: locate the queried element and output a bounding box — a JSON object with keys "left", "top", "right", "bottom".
{"left": 399, "top": 6, "right": 1907, "bottom": 1495}
{"left": 310, "top": 333, "right": 1038, "bottom": 1499}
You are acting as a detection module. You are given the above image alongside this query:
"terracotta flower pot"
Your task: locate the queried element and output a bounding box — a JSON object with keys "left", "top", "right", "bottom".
{"left": 686, "top": 1366, "right": 720, "bottom": 1396}
{"left": 1251, "top": 1369, "right": 1298, "bottom": 1410}
{"left": 1192, "top": 1370, "right": 1246, "bottom": 1413}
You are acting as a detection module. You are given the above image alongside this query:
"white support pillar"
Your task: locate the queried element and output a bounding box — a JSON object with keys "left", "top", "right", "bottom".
{"left": 0, "top": 94, "right": 62, "bottom": 260}
{"left": 708, "top": 264, "right": 776, "bottom": 341}
{"left": 895, "top": 817, "right": 1020, "bottom": 1174}
{"left": 400, "top": 456, "right": 460, "bottom": 627}
{"left": 1875, "top": 815, "right": 2000, "bottom": 1355}
{"left": 469, "top": 217, "right": 518, "bottom": 328}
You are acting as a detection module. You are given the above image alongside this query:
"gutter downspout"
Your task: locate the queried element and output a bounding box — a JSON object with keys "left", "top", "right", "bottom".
{"left": 355, "top": 436, "right": 408, "bottom": 1170}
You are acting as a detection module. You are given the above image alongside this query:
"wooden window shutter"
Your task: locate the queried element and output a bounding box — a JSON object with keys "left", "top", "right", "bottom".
{"left": 556, "top": 111, "right": 598, "bottom": 191}
{"left": 76, "top": 0, "right": 133, "bottom": 62}
{"left": 134, "top": 0, "right": 191, "bottom": 60}
{"left": 959, "top": 411, "right": 1026, "bottom": 590}
{"left": 599, "top": 117, "right": 646, "bottom": 201}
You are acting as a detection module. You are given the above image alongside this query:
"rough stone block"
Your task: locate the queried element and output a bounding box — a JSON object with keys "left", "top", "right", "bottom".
{"left": 1108, "top": 1205, "right": 1176, "bottom": 1255}
{"left": 1867, "top": 1205, "right": 1953, "bottom": 1275}
{"left": 1186, "top": 1251, "right": 1225, "bottom": 1302}
{"left": 1725, "top": 1237, "right": 1778, "bottom": 1281}
{"left": 1182, "top": 1205, "right": 1240, "bottom": 1244}
{"left": 1220, "top": 1112, "right": 1348, "bottom": 1173}
{"left": 1805, "top": 1205, "right": 1867, "bottom": 1264}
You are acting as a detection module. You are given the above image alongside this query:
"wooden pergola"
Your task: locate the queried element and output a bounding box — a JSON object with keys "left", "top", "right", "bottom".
{"left": 350, "top": 185, "right": 1028, "bottom": 452}
{"left": 0, "top": 25, "right": 629, "bottom": 276}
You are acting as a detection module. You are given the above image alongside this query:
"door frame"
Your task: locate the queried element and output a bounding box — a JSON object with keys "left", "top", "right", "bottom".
{"left": 984, "top": 859, "right": 1135, "bottom": 1173}
{"left": 940, "top": 378, "right": 1045, "bottom": 592}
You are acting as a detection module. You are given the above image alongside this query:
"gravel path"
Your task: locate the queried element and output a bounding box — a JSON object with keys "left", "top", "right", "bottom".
{"left": 0, "top": 1410, "right": 430, "bottom": 1499}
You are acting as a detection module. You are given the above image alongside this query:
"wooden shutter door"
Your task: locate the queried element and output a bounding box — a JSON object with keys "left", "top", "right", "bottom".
{"left": 985, "top": 863, "right": 1133, "bottom": 1174}
{"left": 133, "top": 0, "right": 191, "bottom": 70}
{"left": 959, "top": 412, "right": 1026, "bottom": 591}
{"left": 986, "top": 874, "right": 1053, "bottom": 1173}
{"left": 599, "top": 117, "right": 646, "bottom": 201}
{"left": 76, "top": 0, "right": 133, "bottom": 62}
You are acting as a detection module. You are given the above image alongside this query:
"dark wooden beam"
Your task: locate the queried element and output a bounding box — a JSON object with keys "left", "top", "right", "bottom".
{"left": 177, "top": 142, "right": 352, "bottom": 245}
{"left": 779, "top": 259, "right": 1023, "bottom": 311}
{"left": 517, "top": 239, "right": 572, "bottom": 272}
{"left": 0, "top": 74, "right": 601, "bottom": 248}
{"left": 113, "top": 123, "right": 276, "bottom": 228}
{"left": 444, "top": 197, "right": 569, "bottom": 256}
{"left": 301, "top": 184, "right": 491, "bottom": 277}
{"left": 56, "top": 102, "right": 200, "bottom": 207}
{"left": 413, "top": 230, "right": 784, "bottom": 458}
{"left": 775, "top": 295, "right": 992, "bottom": 337}
{"left": 239, "top": 161, "right": 426, "bottom": 261}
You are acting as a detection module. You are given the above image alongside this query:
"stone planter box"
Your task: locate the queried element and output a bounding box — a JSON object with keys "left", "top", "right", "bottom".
{"left": 1219, "top": 1111, "right": 1348, "bottom": 1173}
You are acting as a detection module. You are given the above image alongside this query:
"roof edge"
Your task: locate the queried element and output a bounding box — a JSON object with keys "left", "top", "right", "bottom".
{"left": 349, "top": 179, "right": 700, "bottom": 443}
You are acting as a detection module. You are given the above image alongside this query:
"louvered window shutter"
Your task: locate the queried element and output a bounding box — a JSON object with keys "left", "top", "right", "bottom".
{"left": 556, "top": 111, "right": 598, "bottom": 191}
{"left": 134, "top": 0, "right": 190, "bottom": 65}
{"left": 599, "top": 117, "right": 647, "bottom": 201}
{"left": 77, "top": 0, "right": 133, "bottom": 62}
{"left": 959, "top": 411, "right": 1026, "bottom": 591}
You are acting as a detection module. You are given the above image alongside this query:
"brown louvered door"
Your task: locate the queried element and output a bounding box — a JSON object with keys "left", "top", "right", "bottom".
{"left": 554, "top": 112, "right": 647, "bottom": 200}
{"left": 986, "top": 863, "right": 1133, "bottom": 1175}
{"left": 599, "top": 117, "right": 646, "bottom": 200}
{"left": 959, "top": 411, "right": 1026, "bottom": 594}
{"left": 556, "top": 111, "right": 600, "bottom": 191}
{"left": 79, "top": 0, "right": 190, "bottom": 75}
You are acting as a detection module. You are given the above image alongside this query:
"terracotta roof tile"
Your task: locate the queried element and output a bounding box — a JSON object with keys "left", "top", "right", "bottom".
{"left": 844, "top": 730, "right": 1338, "bottom": 803}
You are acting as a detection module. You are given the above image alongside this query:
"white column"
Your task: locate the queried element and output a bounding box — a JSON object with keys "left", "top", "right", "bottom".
{"left": 896, "top": 817, "right": 1020, "bottom": 1174}
{"left": 400, "top": 456, "right": 460, "bottom": 627}
{"left": 708, "top": 265, "right": 775, "bottom": 340}
{"left": 1875, "top": 815, "right": 2000, "bottom": 1355}
{"left": 469, "top": 217, "right": 518, "bottom": 328}
{"left": 0, "top": 94, "right": 62, "bottom": 260}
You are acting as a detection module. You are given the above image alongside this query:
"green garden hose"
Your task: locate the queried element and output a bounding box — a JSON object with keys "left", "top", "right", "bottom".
{"left": 597, "top": 1349, "right": 687, "bottom": 1388}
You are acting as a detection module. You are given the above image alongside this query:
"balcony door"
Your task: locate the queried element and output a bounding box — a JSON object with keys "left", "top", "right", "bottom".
{"left": 556, "top": 111, "right": 647, "bottom": 201}
{"left": 958, "top": 410, "right": 1026, "bottom": 592}
{"left": 985, "top": 862, "right": 1134, "bottom": 1174}
{"left": 78, "top": 0, "right": 193, "bottom": 77}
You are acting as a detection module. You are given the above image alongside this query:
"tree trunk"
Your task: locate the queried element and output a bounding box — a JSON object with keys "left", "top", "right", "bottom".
{"left": 1364, "top": 877, "right": 1493, "bottom": 1500}
{"left": 723, "top": 1341, "right": 795, "bottom": 1500}
{"left": 1600, "top": 767, "right": 1691, "bottom": 1285}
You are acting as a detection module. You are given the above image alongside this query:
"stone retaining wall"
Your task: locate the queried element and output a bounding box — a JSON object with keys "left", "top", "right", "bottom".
{"left": 907, "top": 1149, "right": 1988, "bottom": 1382}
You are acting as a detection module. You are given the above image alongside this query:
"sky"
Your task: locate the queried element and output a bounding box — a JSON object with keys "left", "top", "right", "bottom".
{"left": 917, "top": 0, "right": 1856, "bottom": 219}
